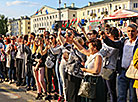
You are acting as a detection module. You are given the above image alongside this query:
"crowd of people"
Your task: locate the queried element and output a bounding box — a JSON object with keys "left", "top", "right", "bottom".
{"left": 0, "top": 23, "right": 138, "bottom": 102}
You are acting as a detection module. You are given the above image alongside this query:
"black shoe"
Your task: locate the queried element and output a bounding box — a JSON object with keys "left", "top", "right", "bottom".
{"left": 32, "top": 86, "right": 37, "bottom": 91}
{"left": 53, "top": 93, "right": 59, "bottom": 100}
{"left": 26, "top": 87, "right": 31, "bottom": 91}
{"left": 45, "top": 95, "right": 52, "bottom": 100}
{"left": 35, "top": 93, "right": 42, "bottom": 100}
{"left": 21, "top": 82, "right": 26, "bottom": 86}
{"left": 16, "top": 83, "right": 21, "bottom": 86}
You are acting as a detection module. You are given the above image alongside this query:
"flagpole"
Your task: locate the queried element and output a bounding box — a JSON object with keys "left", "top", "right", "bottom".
{"left": 59, "top": 0, "right": 61, "bottom": 21}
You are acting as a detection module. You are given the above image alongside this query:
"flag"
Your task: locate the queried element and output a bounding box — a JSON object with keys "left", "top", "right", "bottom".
{"left": 35, "top": 10, "right": 39, "bottom": 15}
{"left": 46, "top": 10, "right": 48, "bottom": 14}
{"left": 73, "top": 18, "right": 77, "bottom": 24}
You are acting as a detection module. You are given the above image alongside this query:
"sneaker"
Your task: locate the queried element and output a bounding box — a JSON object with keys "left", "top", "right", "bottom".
{"left": 58, "top": 96, "right": 64, "bottom": 101}
{"left": 35, "top": 93, "right": 42, "bottom": 100}
{"left": 53, "top": 93, "right": 59, "bottom": 100}
{"left": 26, "top": 87, "right": 31, "bottom": 91}
{"left": 45, "top": 95, "right": 52, "bottom": 100}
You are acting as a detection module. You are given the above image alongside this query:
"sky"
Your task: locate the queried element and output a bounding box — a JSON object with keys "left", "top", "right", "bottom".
{"left": 0, "top": 0, "right": 102, "bottom": 18}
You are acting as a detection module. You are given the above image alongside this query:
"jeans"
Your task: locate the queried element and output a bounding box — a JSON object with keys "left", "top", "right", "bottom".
{"left": 117, "top": 70, "right": 137, "bottom": 102}
{"left": 26, "top": 75, "right": 35, "bottom": 87}
{"left": 55, "top": 59, "right": 63, "bottom": 96}
{"left": 105, "top": 71, "right": 117, "bottom": 102}
{"left": 8, "top": 68, "right": 16, "bottom": 81}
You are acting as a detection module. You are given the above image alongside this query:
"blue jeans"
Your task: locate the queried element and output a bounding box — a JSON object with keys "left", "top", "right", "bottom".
{"left": 8, "top": 68, "right": 16, "bottom": 81}
{"left": 55, "top": 59, "right": 63, "bottom": 96}
{"left": 117, "top": 70, "right": 137, "bottom": 102}
{"left": 105, "top": 71, "right": 117, "bottom": 102}
{"left": 26, "top": 75, "right": 35, "bottom": 87}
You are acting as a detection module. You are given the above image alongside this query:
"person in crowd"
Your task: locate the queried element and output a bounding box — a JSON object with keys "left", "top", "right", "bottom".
{"left": 73, "top": 37, "right": 106, "bottom": 102}
{"left": 100, "top": 27, "right": 119, "bottom": 102}
{"left": 23, "top": 35, "right": 35, "bottom": 91}
{"left": 6, "top": 36, "right": 17, "bottom": 84}
{"left": 0, "top": 34, "right": 4, "bottom": 44}
{"left": 16, "top": 36, "right": 25, "bottom": 86}
{"left": 41, "top": 34, "right": 59, "bottom": 100}
{"left": 3, "top": 38, "right": 11, "bottom": 82}
{"left": 32, "top": 36, "right": 47, "bottom": 100}
{"left": 0, "top": 42, "right": 5, "bottom": 82}
{"left": 87, "top": 30, "right": 98, "bottom": 40}
{"left": 48, "top": 37, "right": 64, "bottom": 101}
{"left": 65, "top": 36, "right": 86, "bottom": 102}
{"left": 102, "top": 24, "right": 138, "bottom": 102}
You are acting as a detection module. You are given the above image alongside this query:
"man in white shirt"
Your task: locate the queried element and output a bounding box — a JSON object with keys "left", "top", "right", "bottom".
{"left": 103, "top": 24, "right": 138, "bottom": 102}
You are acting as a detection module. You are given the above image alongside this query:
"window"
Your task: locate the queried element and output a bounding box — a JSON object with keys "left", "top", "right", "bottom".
{"left": 53, "top": 15, "right": 54, "bottom": 18}
{"left": 40, "top": 23, "right": 41, "bottom": 26}
{"left": 123, "top": 4, "right": 126, "bottom": 9}
{"left": 73, "top": 14, "right": 75, "bottom": 17}
{"left": 42, "top": 17, "right": 43, "bottom": 20}
{"left": 47, "top": 16, "right": 49, "bottom": 19}
{"left": 102, "top": 8, "right": 104, "bottom": 12}
{"left": 134, "top": 3, "right": 138, "bottom": 8}
{"left": 47, "top": 22, "right": 49, "bottom": 26}
{"left": 28, "top": 27, "right": 30, "bottom": 29}
{"left": 87, "top": 10, "right": 90, "bottom": 15}
{"left": 56, "top": 15, "right": 57, "bottom": 18}
{"left": 62, "top": 14, "right": 64, "bottom": 17}
{"left": 94, "top": 9, "right": 96, "bottom": 13}
{"left": 28, "top": 22, "right": 30, "bottom": 24}
{"left": 98, "top": 9, "right": 100, "bottom": 13}
{"left": 39, "top": 18, "right": 41, "bottom": 21}
{"left": 50, "top": 16, "right": 52, "bottom": 19}
{"left": 110, "top": 4, "right": 112, "bottom": 10}
{"left": 115, "top": 5, "right": 117, "bottom": 10}
{"left": 44, "top": 17, "right": 46, "bottom": 20}
{"left": 83, "top": 12, "right": 85, "bottom": 16}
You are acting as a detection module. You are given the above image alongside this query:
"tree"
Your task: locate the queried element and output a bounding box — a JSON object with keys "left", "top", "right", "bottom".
{"left": 0, "top": 15, "right": 8, "bottom": 36}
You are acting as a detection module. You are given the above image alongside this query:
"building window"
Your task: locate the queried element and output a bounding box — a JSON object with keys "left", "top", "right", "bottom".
{"left": 62, "top": 14, "right": 64, "bottom": 17}
{"left": 50, "top": 16, "right": 52, "bottom": 19}
{"left": 42, "top": 17, "right": 43, "bottom": 20}
{"left": 53, "top": 15, "right": 54, "bottom": 18}
{"left": 39, "top": 18, "right": 41, "bottom": 21}
{"left": 28, "top": 27, "right": 30, "bottom": 29}
{"left": 83, "top": 12, "right": 85, "bottom": 16}
{"left": 134, "top": 3, "right": 138, "bottom": 8}
{"left": 28, "top": 22, "right": 30, "bottom": 24}
{"left": 47, "top": 22, "right": 49, "bottom": 26}
{"left": 37, "top": 18, "right": 38, "bottom": 21}
{"left": 94, "top": 9, "right": 96, "bottom": 13}
{"left": 98, "top": 9, "right": 100, "bottom": 13}
{"left": 44, "top": 17, "right": 46, "bottom": 20}
{"left": 56, "top": 15, "right": 57, "bottom": 18}
{"left": 42, "top": 23, "right": 43, "bottom": 26}
{"left": 115, "top": 5, "right": 117, "bottom": 10}
{"left": 110, "top": 4, "right": 112, "bottom": 10}
{"left": 73, "top": 14, "right": 75, "bottom": 17}
{"left": 47, "top": 16, "right": 49, "bottom": 19}
{"left": 102, "top": 8, "right": 104, "bottom": 12}
{"left": 40, "top": 23, "right": 41, "bottom": 26}
{"left": 87, "top": 10, "right": 90, "bottom": 15}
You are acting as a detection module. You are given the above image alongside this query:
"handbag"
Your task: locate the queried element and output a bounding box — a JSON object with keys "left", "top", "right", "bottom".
{"left": 126, "top": 60, "right": 138, "bottom": 79}
{"left": 101, "top": 68, "right": 115, "bottom": 80}
{"left": 45, "top": 56, "right": 54, "bottom": 68}
{"left": 78, "top": 76, "right": 97, "bottom": 99}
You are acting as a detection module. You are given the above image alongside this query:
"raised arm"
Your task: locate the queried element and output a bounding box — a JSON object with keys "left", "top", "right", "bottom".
{"left": 72, "top": 39, "right": 90, "bottom": 56}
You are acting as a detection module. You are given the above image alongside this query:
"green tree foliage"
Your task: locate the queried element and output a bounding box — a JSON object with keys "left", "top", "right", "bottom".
{"left": 0, "top": 15, "right": 8, "bottom": 35}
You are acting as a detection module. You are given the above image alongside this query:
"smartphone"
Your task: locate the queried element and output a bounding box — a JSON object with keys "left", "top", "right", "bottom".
{"left": 78, "top": 23, "right": 82, "bottom": 29}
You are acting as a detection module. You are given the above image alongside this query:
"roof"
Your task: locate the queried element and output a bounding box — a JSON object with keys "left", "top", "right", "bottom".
{"left": 104, "top": 9, "right": 138, "bottom": 20}
{"left": 83, "top": 0, "right": 121, "bottom": 8}
{"left": 57, "top": 6, "right": 79, "bottom": 10}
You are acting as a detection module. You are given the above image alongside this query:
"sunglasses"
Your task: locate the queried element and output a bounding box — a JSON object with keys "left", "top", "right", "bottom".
{"left": 49, "top": 37, "right": 53, "bottom": 40}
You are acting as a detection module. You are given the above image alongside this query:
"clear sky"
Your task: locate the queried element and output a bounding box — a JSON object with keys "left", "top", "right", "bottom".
{"left": 0, "top": 0, "right": 102, "bottom": 18}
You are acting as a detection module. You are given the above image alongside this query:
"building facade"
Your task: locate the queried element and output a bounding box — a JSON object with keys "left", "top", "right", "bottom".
{"left": 8, "top": 16, "right": 30, "bottom": 36}
{"left": 30, "top": 3, "right": 78, "bottom": 33}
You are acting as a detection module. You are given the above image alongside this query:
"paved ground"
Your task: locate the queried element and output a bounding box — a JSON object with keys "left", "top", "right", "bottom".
{"left": 0, "top": 81, "right": 138, "bottom": 102}
{"left": 0, "top": 82, "right": 57, "bottom": 102}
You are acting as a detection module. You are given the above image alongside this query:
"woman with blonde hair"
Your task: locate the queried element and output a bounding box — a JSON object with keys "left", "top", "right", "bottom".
{"left": 32, "top": 36, "right": 47, "bottom": 100}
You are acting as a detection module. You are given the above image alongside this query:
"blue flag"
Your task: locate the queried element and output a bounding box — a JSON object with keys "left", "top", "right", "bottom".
{"left": 46, "top": 10, "right": 48, "bottom": 14}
